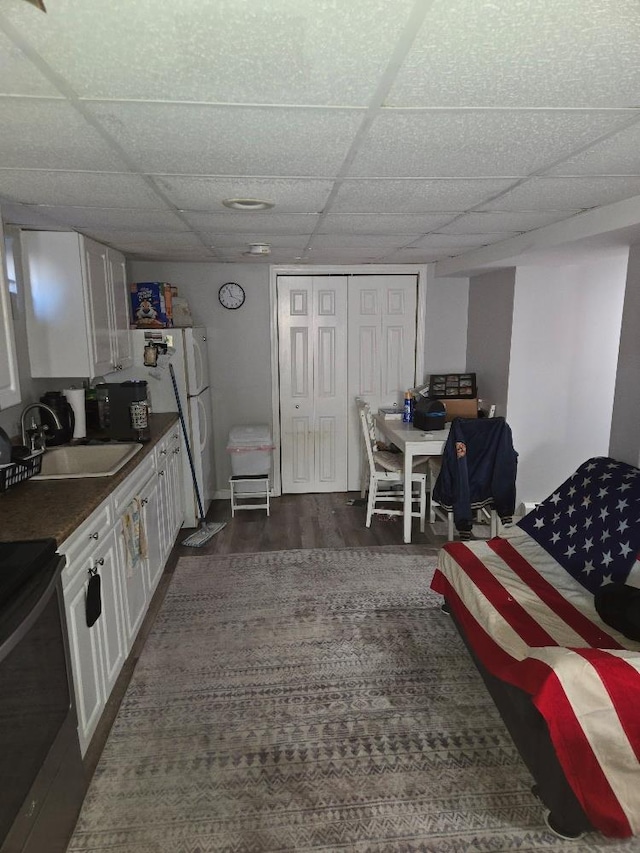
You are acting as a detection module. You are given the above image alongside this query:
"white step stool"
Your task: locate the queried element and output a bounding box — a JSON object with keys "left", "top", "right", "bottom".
{"left": 229, "top": 475, "right": 270, "bottom": 517}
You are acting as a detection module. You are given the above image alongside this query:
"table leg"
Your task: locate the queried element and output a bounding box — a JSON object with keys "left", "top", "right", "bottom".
{"left": 403, "top": 449, "right": 412, "bottom": 543}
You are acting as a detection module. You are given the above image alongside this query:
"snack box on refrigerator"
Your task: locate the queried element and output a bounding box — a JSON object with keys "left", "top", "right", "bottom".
{"left": 130, "top": 282, "right": 173, "bottom": 328}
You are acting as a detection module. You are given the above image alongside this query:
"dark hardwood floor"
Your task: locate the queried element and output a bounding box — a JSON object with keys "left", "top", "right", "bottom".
{"left": 174, "top": 491, "right": 454, "bottom": 556}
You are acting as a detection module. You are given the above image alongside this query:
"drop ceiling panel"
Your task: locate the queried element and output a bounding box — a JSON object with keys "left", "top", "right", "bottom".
{"left": 311, "top": 233, "right": 422, "bottom": 249}
{"left": 306, "top": 248, "right": 386, "bottom": 262}
{"left": 412, "top": 233, "right": 516, "bottom": 250}
{"left": 439, "top": 211, "right": 576, "bottom": 233}
{"left": 0, "top": 100, "right": 128, "bottom": 171}
{"left": 182, "top": 211, "right": 318, "bottom": 235}
{"left": 154, "top": 176, "right": 333, "bottom": 214}
{"left": 0, "top": 31, "right": 60, "bottom": 96}
{"left": 82, "top": 230, "right": 206, "bottom": 250}
{"left": 0, "top": 201, "right": 66, "bottom": 229}
{"left": 0, "top": 170, "right": 166, "bottom": 208}
{"left": 383, "top": 248, "right": 445, "bottom": 263}
{"left": 348, "top": 111, "right": 633, "bottom": 178}
{"left": 208, "top": 234, "right": 309, "bottom": 249}
{"left": 543, "top": 123, "right": 640, "bottom": 176}
{"left": 38, "top": 206, "right": 188, "bottom": 230}
{"left": 86, "top": 102, "right": 364, "bottom": 176}
{"left": 1, "top": 0, "right": 414, "bottom": 105}
{"left": 319, "top": 214, "right": 455, "bottom": 234}
{"left": 331, "top": 178, "right": 516, "bottom": 213}
{"left": 388, "top": 0, "right": 640, "bottom": 108}
{"left": 479, "top": 177, "right": 640, "bottom": 211}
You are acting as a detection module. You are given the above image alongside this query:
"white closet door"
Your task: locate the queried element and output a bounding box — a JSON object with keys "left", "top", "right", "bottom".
{"left": 278, "top": 276, "right": 348, "bottom": 493}
{"left": 347, "top": 274, "right": 418, "bottom": 491}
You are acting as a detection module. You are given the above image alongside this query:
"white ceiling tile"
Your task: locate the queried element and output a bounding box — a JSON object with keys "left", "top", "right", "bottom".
{"left": 0, "top": 31, "right": 60, "bottom": 96}
{"left": 306, "top": 248, "right": 387, "bottom": 262}
{"left": 439, "top": 211, "right": 573, "bottom": 233}
{"left": 86, "top": 102, "right": 363, "bottom": 176}
{"left": 0, "top": 201, "right": 67, "bottom": 229}
{"left": 182, "top": 211, "right": 318, "bottom": 235}
{"left": 0, "top": 170, "right": 167, "bottom": 208}
{"left": 37, "top": 206, "right": 188, "bottom": 230}
{"left": 154, "top": 176, "right": 333, "bottom": 214}
{"left": 383, "top": 248, "right": 447, "bottom": 263}
{"left": 311, "top": 233, "right": 421, "bottom": 249}
{"left": 479, "top": 177, "right": 640, "bottom": 211}
{"left": 412, "top": 233, "right": 514, "bottom": 249}
{"left": 206, "top": 234, "right": 309, "bottom": 249}
{"left": 81, "top": 230, "right": 206, "bottom": 250}
{"left": 0, "top": 100, "right": 127, "bottom": 170}
{"left": 388, "top": 0, "right": 640, "bottom": 108}
{"left": 331, "top": 178, "right": 516, "bottom": 213}
{"left": 349, "top": 111, "right": 632, "bottom": 178}
{"left": 543, "top": 123, "right": 640, "bottom": 176}
{"left": 319, "top": 214, "right": 453, "bottom": 234}
{"left": 1, "top": 0, "right": 414, "bottom": 105}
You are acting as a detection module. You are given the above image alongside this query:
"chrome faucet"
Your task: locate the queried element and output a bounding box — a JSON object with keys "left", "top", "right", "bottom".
{"left": 20, "top": 403, "right": 63, "bottom": 454}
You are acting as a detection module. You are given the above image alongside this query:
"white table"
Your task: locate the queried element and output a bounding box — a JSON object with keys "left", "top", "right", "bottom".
{"left": 374, "top": 415, "right": 450, "bottom": 544}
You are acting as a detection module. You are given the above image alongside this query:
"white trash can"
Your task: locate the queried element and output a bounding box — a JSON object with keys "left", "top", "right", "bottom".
{"left": 227, "top": 425, "right": 274, "bottom": 513}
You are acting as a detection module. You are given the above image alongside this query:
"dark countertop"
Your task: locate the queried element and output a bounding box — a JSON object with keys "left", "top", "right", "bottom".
{"left": 0, "top": 413, "right": 179, "bottom": 546}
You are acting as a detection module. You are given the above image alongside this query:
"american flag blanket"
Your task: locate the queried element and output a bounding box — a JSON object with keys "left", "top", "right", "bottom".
{"left": 431, "top": 457, "right": 640, "bottom": 838}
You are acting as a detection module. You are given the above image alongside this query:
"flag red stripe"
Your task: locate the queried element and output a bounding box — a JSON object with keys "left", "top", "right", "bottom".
{"left": 441, "top": 542, "right": 557, "bottom": 647}
{"left": 488, "top": 538, "right": 625, "bottom": 650}
{"left": 534, "top": 665, "right": 632, "bottom": 837}
{"left": 575, "top": 649, "right": 640, "bottom": 763}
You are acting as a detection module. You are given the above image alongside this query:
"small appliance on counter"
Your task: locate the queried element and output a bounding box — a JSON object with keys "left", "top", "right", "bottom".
{"left": 95, "top": 380, "right": 151, "bottom": 442}
{"left": 39, "top": 390, "right": 75, "bottom": 445}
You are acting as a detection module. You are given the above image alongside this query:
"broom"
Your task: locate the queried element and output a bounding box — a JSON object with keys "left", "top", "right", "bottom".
{"left": 169, "top": 363, "right": 226, "bottom": 546}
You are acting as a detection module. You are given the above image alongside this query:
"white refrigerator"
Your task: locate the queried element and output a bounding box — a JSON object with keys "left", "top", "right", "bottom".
{"left": 126, "top": 327, "right": 215, "bottom": 528}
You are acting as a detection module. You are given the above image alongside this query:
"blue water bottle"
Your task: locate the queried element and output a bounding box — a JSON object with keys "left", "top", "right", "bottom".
{"left": 403, "top": 391, "right": 412, "bottom": 423}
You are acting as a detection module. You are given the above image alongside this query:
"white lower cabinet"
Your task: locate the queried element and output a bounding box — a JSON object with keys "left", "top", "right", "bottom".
{"left": 61, "top": 430, "right": 182, "bottom": 755}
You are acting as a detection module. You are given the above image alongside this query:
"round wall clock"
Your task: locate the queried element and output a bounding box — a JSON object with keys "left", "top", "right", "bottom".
{"left": 218, "top": 281, "right": 245, "bottom": 310}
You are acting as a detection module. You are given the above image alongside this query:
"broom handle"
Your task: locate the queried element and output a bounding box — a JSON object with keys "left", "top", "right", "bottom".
{"left": 169, "top": 363, "right": 206, "bottom": 523}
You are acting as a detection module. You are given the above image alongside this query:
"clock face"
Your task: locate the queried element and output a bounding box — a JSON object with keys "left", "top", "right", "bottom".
{"left": 218, "top": 281, "right": 245, "bottom": 310}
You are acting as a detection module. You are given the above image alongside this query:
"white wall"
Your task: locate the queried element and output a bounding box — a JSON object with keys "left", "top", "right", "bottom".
{"left": 129, "top": 261, "right": 273, "bottom": 489}
{"left": 466, "top": 268, "right": 515, "bottom": 416}
{"left": 423, "top": 267, "right": 469, "bottom": 379}
{"left": 508, "top": 251, "right": 628, "bottom": 503}
{"left": 610, "top": 245, "right": 640, "bottom": 468}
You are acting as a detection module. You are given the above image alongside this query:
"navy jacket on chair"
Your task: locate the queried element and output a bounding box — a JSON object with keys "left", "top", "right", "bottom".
{"left": 433, "top": 417, "right": 518, "bottom": 533}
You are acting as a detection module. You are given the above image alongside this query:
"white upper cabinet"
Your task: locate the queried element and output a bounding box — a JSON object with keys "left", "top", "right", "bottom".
{"left": 0, "top": 221, "right": 21, "bottom": 409}
{"left": 22, "top": 231, "right": 132, "bottom": 378}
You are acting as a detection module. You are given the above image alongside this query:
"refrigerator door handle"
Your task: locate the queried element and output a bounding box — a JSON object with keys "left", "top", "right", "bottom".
{"left": 187, "top": 385, "right": 209, "bottom": 399}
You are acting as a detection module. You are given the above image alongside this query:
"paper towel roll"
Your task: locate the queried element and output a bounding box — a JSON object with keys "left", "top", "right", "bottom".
{"left": 63, "top": 388, "right": 86, "bottom": 440}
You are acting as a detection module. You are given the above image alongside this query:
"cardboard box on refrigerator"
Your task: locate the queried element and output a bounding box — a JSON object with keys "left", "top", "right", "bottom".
{"left": 442, "top": 397, "right": 478, "bottom": 421}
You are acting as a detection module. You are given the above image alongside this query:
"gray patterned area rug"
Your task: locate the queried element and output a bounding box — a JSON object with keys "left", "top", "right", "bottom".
{"left": 67, "top": 547, "right": 636, "bottom": 853}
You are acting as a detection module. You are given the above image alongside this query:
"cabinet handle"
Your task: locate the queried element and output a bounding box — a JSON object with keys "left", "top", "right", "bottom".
{"left": 174, "top": 447, "right": 180, "bottom": 454}
{"left": 160, "top": 449, "right": 167, "bottom": 455}
{"left": 158, "top": 470, "right": 165, "bottom": 476}
{"left": 96, "top": 557, "right": 105, "bottom": 566}
{"left": 141, "top": 498, "right": 148, "bottom": 506}
{"left": 90, "top": 532, "right": 99, "bottom": 540}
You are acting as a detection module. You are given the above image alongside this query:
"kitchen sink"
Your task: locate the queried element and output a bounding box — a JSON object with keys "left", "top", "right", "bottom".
{"left": 32, "top": 443, "right": 143, "bottom": 479}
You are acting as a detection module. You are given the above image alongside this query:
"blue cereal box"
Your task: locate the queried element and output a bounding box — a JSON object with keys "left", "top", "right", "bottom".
{"left": 130, "top": 282, "right": 173, "bottom": 328}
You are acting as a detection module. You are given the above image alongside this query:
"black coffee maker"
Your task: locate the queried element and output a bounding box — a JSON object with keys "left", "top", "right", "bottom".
{"left": 39, "top": 391, "right": 75, "bottom": 446}
{"left": 95, "top": 381, "right": 150, "bottom": 442}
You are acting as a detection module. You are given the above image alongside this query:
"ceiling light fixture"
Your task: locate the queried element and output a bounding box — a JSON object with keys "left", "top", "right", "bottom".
{"left": 222, "top": 198, "right": 275, "bottom": 211}
{"left": 246, "top": 243, "right": 271, "bottom": 255}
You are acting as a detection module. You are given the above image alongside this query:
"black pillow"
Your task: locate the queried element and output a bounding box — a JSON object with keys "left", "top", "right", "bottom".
{"left": 594, "top": 583, "right": 640, "bottom": 642}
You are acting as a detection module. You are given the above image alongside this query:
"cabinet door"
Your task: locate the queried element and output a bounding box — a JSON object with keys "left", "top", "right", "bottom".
{"left": 116, "top": 505, "right": 149, "bottom": 648}
{"left": 108, "top": 248, "right": 133, "bottom": 371}
{"left": 142, "top": 468, "right": 165, "bottom": 595}
{"left": 83, "top": 237, "right": 114, "bottom": 376}
{"left": 154, "top": 447, "right": 172, "bottom": 572}
{"left": 168, "top": 434, "right": 185, "bottom": 543}
{"left": 95, "top": 526, "right": 127, "bottom": 696}
{"left": 0, "top": 227, "right": 21, "bottom": 408}
{"left": 63, "top": 561, "right": 105, "bottom": 756}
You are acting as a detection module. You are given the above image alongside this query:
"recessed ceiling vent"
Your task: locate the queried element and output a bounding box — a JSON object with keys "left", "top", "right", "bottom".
{"left": 222, "top": 198, "right": 274, "bottom": 211}
{"left": 246, "top": 243, "right": 271, "bottom": 255}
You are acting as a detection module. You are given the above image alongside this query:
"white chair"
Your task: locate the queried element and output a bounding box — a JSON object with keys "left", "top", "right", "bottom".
{"left": 357, "top": 400, "right": 428, "bottom": 531}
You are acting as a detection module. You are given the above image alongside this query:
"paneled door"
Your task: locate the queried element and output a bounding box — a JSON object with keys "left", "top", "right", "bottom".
{"left": 347, "top": 275, "right": 418, "bottom": 490}
{"left": 278, "top": 276, "right": 348, "bottom": 493}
